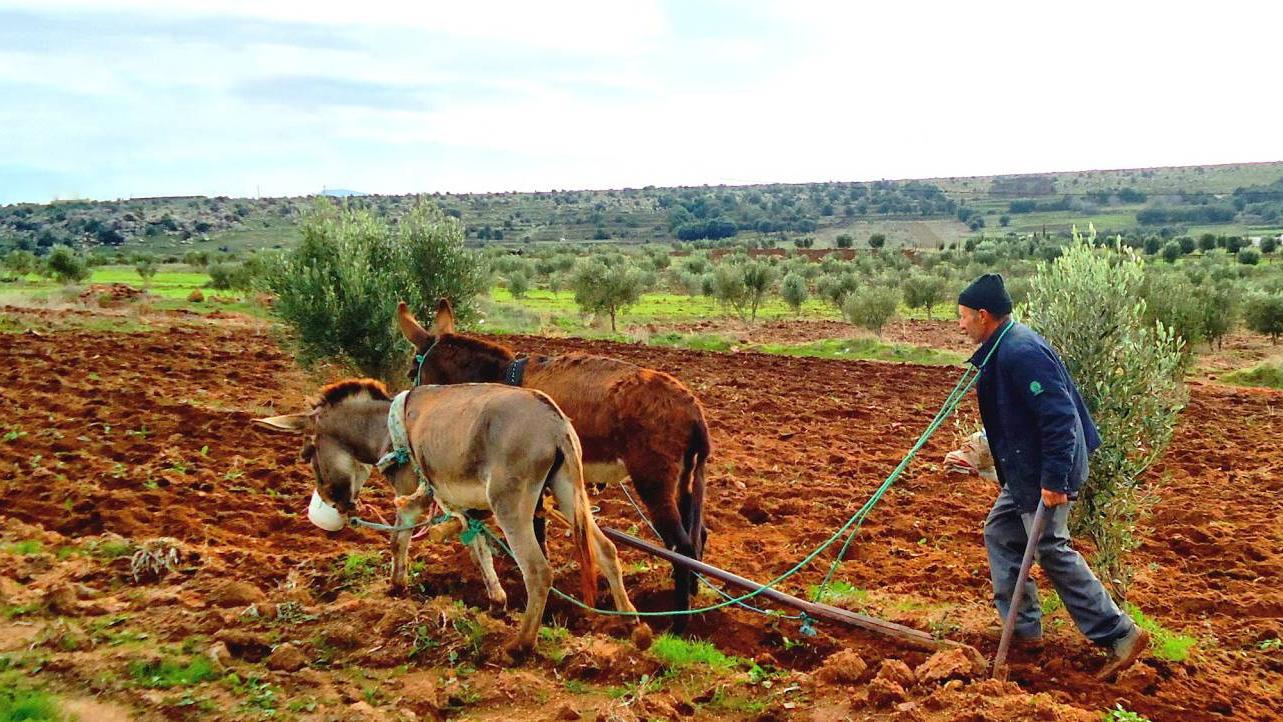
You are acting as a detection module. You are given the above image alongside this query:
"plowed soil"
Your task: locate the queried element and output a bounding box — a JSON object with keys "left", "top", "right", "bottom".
{"left": 1, "top": 310, "right": 1280, "bottom": 721}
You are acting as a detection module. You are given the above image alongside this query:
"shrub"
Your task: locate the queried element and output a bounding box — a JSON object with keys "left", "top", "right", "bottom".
{"left": 134, "top": 254, "right": 158, "bottom": 283}
{"left": 1243, "top": 293, "right": 1283, "bottom": 343}
{"left": 1160, "top": 241, "right": 1182, "bottom": 264}
{"left": 1194, "top": 281, "right": 1239, "bottom": 350}
{"left": 46, "top": 244, "right": 90, "bottom": 283}
{"left": 817, "top": 272, "right": 859, "bottom": 310}
{"left": 507, "top": 272, "right": 530, "bottom": 299}
{"left": 262, "top": 200, "right": 486, "bottom": 381}
{"left": 570, "top": 257, "right": 645, "bottom": 332}
{"left": 206, "top": 262, "right": 239, "bottom": 290}
{"left": 711, "top": 259, "right": 775, "bottom": 323}
{"left": 3, "top": 249, "right": 38, "bottom": 277}
{"left": 1022, "top": 229, "right": 1185, "bottom": 592}
{"left": 868, "top": 233, "right": 886, "bottom": 250}
{"left": 780, "top": 272, "right": 808, "bottom": 315}
{"left": 1237, "top": 247, "right": 1261, "bottom": 265}
{"left": 901, "top": 272, "right": 948, "bottom": 320}
{"left": 842, "top": 286, "right": 899, "bottom": 336}
{"left": 1141, "top": 272, "right": 1204, "bottom": 353}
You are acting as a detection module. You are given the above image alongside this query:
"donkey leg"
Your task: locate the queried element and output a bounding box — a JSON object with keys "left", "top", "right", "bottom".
{"left": 488, "top": 479, "right": 550, "bottom": 656}
{"left": 586, "top": 519, "right": 654, "bottom": 650}
{"left": 465, "top": 519, "right": 508, "bottom": 609}
{"left": 389, "top": 507, "right": 421, "bottom": 594}
{"left": 492, "top": 511, "right": 551, "bottom": 655}
{"left": 631, "top": 472, "right": 697, "bottom": 629}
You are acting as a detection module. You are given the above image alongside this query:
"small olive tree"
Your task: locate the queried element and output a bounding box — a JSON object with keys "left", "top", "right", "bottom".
{"left": 263, "top": 200, "right": 486, "bottom": 382}
{"left": 1243, "top": 293, "right": 1283, "bottom": 343}
{"left": 134, "top": 254, "right": 158, "bottom": 284}
{"left": 570, "top": 257, "right": 645, "bottom": 332}
{"left": 842, "top": 286, "right": 899, "bottom": 336}
{"left": 1022, "top": 230, "right": 1185, "bottom": 593}
{"left": 901, "top": 272, "right": 948, "bottom": 320}
{"left": 711, "top": 259, "right": 775, "bottom": 323}
{"left": 46, "top": 244, "right": 90, "bottom": 284}
{"left": 780, "top": 272, "right": 808, "bottom": 315}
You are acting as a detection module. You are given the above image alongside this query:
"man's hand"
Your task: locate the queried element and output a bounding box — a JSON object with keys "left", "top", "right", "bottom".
{"left": 1041, "top": 489, "right": 1069, "bottom": 507}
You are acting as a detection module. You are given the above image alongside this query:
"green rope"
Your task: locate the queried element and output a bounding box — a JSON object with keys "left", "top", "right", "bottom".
{"left": 817, "top": 319, "right": 1012, "bottom": 593}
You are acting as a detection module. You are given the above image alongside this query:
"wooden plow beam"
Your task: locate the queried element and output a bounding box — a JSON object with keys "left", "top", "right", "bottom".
{"left": 601, "top": 526, "right": 983, "bottom": 661}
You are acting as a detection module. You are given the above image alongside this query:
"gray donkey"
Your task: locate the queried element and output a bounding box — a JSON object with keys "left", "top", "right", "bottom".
{"left": 255, "top": 378, "right": 652, "bottom": 656}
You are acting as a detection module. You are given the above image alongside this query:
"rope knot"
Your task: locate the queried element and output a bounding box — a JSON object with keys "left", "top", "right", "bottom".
{"left": 459, "top": 517, "right": 486, "bottom": 546}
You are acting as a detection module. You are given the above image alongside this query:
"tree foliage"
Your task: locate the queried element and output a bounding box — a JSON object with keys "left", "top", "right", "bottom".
{"left": 1022, "top": 229, "right": 1186, "bottom": 593}
{"left": 262, "top": 200, "right": 486, "bottom": 381}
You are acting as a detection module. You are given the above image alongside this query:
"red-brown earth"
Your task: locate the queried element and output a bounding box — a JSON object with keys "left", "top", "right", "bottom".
{"left": 1, "top": 308, "right": 1280, "bottom": 721}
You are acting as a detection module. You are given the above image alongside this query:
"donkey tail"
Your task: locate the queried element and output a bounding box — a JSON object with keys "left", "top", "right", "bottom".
{"left": 549, "top": 436, "right": 598, "bottom": 609}
{"left": 680, "top": 419, "right": 712, "bottom": 560}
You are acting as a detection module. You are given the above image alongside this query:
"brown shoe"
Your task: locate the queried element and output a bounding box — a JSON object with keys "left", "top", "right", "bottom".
{"left": 1097, "top": 627, "right": 1150, "bottom": 680}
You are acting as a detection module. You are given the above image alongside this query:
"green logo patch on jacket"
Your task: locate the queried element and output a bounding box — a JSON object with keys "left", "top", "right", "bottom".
{"left": 1029, "top": 380, "right": 1044, "bottom": 396}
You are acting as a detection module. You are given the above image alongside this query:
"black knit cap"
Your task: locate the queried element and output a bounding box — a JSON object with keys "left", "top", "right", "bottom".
{"left": 958, "top": 273, "right": 1012, "bottom": 316}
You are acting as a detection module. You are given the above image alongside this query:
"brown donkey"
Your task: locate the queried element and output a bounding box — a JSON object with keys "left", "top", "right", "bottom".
{"left": 255, "top": 379, "right": 650, "bottom": 655}
{"left": 398, "top": 300, "right": 711, "bottom": 626}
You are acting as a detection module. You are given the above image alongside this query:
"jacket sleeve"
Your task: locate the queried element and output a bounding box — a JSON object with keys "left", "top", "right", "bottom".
{"left": 1009, "top": 346, "right": 1079, "bottom": 493}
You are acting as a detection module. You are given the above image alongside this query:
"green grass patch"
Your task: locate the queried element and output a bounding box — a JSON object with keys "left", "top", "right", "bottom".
{"left": 1221, "top": 362, "right": 1283, "bottom": 390}
{"left": 649, "top": 634, "right": 738, "bottom": 671}
{"left": 339, "top": 552, "right": 381, "bottom": 582}
{"left": 806, "top": 580, "right": 868, "bottom": 607}
{"left": 0, "top": 685, "right": 70, "bottom": 722}
{"left": 649, "top": 332, "right": 735, "bottom": 352}
{"left": 5, "top": 541, "right": 43, "bottom": 556}
{"left": 536, "top": 626, "right": 571, "bottom": 664}
{"left": 1040, "top": 591, "right": 1063, "bottom": 616}
{"left": 755, "top": 337, "right": 964, "bottom": 365}
{"left": 2, "top": 604, "right": 42, "bottom": 619}
{"left": 88, "top": 538, "right": 135, "bottom": 560}
{"left": 1103, "top": 704, "right": 1152, "bottom": 722}
{"left": 128, "top": 655, "right": 217, "bottom": 688}
{"left": 1125, "top": 604, "right": 1197, "bottom": 662}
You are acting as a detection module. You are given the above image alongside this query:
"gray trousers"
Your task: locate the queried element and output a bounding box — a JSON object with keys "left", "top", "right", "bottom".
{"left": 984, "top": 485, "right": 1133, "bottom": 646}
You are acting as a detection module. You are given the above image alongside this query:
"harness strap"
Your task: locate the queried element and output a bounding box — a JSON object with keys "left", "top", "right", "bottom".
{"left": 376, "top": 390, "right": 414, "bottom": 472}
{"left": 503, "top": 357, "right": 529, "bottom": 386}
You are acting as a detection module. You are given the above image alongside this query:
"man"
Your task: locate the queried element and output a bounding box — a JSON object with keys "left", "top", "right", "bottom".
{"left": 956, "top": 272, "right": 1149, "bottom": 680}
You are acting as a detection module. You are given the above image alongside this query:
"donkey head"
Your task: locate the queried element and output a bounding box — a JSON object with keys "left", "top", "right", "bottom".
{"left": 397, "top": 299, "right": 514, "bottom": 385}
{"left": 254, "top": 380, "right": 388, "bottom": 518}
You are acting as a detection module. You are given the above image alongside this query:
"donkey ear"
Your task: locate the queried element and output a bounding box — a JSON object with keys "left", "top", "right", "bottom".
{"left": 396, "top": 301, "right": 432, "bottom": 348}
{"left": 254, "top": 413, "right": 312, "bottom": 433}
{"left": 431, "top": 298, "right": 455, "bottom": 335}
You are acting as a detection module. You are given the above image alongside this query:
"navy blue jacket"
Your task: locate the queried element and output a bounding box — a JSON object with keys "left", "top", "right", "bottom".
{"left": 969, "top": 320, "right": 1101, "bottom": 512}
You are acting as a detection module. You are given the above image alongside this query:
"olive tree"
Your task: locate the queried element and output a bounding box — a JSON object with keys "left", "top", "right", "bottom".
{"left": 1022, "top": 230, "right": 1185, "bottom": 593}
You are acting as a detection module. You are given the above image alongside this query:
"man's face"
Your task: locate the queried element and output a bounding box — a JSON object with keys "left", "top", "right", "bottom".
{"left": 958, "top": 305, "right": 989, "bottom": 344}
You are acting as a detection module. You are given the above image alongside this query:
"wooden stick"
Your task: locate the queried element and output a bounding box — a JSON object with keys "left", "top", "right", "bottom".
{"left": 600, "top": 526, "right": 980, "bottom": 658}
{"left": 992, "top": 501, "right": 1049, "bottom": 680}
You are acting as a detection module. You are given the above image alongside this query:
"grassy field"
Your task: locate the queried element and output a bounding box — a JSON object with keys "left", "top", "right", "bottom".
{"left": 1, "top": 269, "right": 964, "bottom": 369}
{"left": 930, "top": 161, "right": 1283, "bottom": 197}
{"left": 0, "top": 265, "right": 263, "bottom": 320}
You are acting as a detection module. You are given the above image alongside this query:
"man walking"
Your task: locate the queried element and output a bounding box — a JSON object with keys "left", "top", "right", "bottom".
{"left": 957, "top": 273, "right": 1149, "bottom": 680}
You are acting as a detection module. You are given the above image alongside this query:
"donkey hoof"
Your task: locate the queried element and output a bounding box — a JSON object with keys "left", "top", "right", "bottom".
{"left": 630, "top": 624, "right": 654, "bottom": 651}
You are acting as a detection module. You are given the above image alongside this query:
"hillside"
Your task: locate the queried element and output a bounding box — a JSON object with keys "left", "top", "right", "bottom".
{"left": 2, "top": 161, "right": 1281, "bottom": 259}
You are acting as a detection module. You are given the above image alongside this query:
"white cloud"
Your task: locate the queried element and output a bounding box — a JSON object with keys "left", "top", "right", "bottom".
{"left": 0, "top": 0, "right": 1280, "bottom": 202}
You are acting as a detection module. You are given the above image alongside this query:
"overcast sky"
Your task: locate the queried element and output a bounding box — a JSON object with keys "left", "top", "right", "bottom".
{"left": 2, "top": 0, "right": 1280, "bottom": 204}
